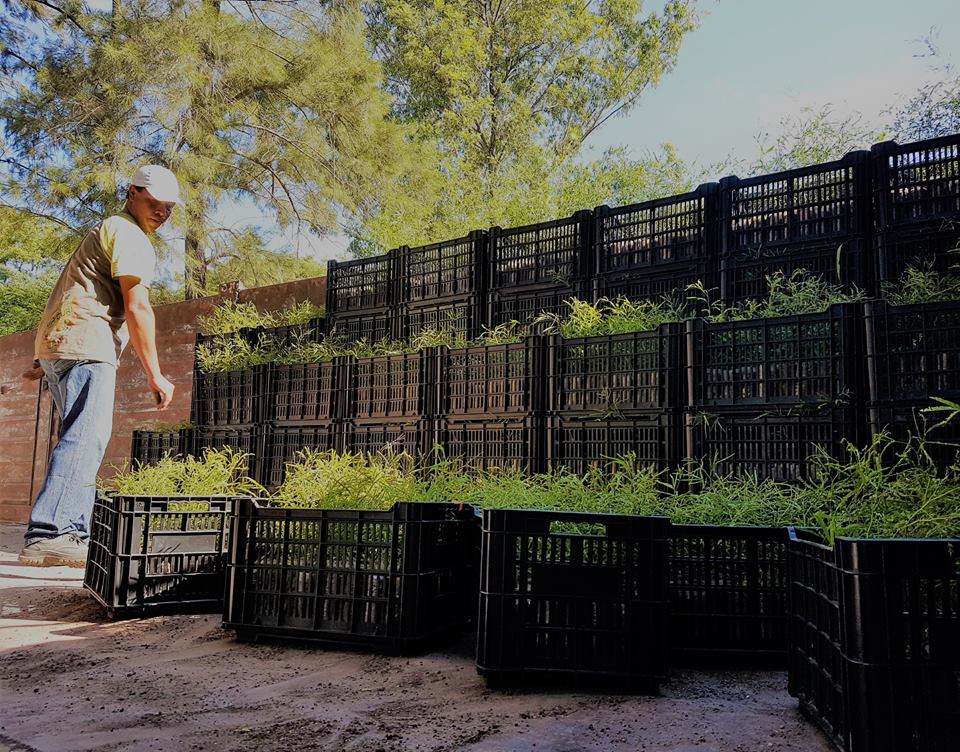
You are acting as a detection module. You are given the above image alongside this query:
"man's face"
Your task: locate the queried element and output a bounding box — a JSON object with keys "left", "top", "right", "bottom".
{"left": 126, "top": 185, "right": 176, "bottom": 234}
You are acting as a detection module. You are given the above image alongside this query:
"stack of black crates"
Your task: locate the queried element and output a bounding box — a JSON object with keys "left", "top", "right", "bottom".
{"left": 684, "top": 152, "right": 873, "bottom": 481}
{"left": 865, "top": 136, "right": 960, "bottom": 463}
{"left": 131, "top": 133, "right": 960, "bottom": 485}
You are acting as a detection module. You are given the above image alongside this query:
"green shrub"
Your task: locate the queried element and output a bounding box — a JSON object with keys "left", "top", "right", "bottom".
{"left": 882, "top": 261, "right": 960, "bottom": 305}
{"left": 534, "top": 295, "right": 689, "bottom": 338}
{"left": 198, "top": 300, "right": 324, "bottom": 335}
{"left": 691, "top": 268, "right": 864, "bottom": 323}
{"left": 272, "top": 449, "right": 419, "bottom": 510}
{"left": 102, "top": 447, "right": 264, "bottom": 497}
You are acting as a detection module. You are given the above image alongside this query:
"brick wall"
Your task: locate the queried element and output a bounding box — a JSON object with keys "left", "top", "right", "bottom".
{"left": 0, "top": 275, "right": 327, "bottom": 523}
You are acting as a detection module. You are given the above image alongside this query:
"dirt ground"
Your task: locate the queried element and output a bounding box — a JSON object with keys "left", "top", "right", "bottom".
{"left": 0, "top": 524, "right": 834, "bottom": 752}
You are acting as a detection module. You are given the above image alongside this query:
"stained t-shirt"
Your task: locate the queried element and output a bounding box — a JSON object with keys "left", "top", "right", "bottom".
{"left": 34, "top": 211, "right": 156, "bottom": 365}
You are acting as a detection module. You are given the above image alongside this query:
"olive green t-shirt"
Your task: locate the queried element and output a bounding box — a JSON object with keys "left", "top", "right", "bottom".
{"left": 35, "top": 211, "right": 156, "bottom": 365}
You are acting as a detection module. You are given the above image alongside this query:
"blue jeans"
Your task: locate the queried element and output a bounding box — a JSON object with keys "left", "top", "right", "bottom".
{"left": 25, "top": 359, "right": 117, "bottom": 543}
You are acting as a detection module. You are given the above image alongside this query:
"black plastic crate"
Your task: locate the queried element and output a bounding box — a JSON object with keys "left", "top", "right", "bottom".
{"left": 592, "top": 262, "right": 717, "bottom": 307}
{"left": 341, "top": 419, "right": 431, "bottom": 461}
{"left": 398, "top": 231, "right": 487, "bottom": 303}
{"left": 84, "top": 494, "right": 239, "bottom": 619}
{"left": 720, "top": 151, "right": 872, "bottom": 302}
{"left": 185, "top": 425, "right": 262, "bottom": 484}
{"left": 669, "top": 525, "right": 789, "bottom": 661}
{"left": 326, "top": 309, "right": 397, "bottom": 344}
{"left": 722, "top": 150, "right": 871, "bottom": 254}
{"left": 441, "top": 337, "right": 547, "bottom": 416}
{"left": 252, "top": 318, "right": 326, "bottom": 349}
{"left": 436, "top": 416, "right": 546, "bottom": 473}
{"left": 264, "top": 360, "right": 344, "bottom": 423}
{"left": 130, "top": 430, "right": 183, "bottom": 466}
{"left": 867, "top": 402, "right": 960, "bottom": 468}
{"left": 325, "top": 251, "right": 397, "bottom": 315}
{"left": 487, "top": 284, "right": 586, "bottom": 328}
{"left": 687, "top": 303, "right": 864, "bottom": 409}
{"left": 864, "top": 299, "right": 960, "bottom": 403}
{"left": 546, "top": 412, "right": 681, "bottom": 476}
{"left": 684, "top": 407, "right": 862, "bottom": 482}
{"left": 839, "top": 536, "right": 960, "bottom": 752}
{"left": 224, "top": 499, "right": 479, "bottom": 652}
{"left": 874, "top": 223, "right": 960, "bottom": 289}
{"left": 347, "top": 350, "right": 438, "bottom": 421}
{"left": 548, "top": 326, "right": 682, "bottom": 414}
{"left": 489, "top": 211, "right": 592, "bottom": 291}
{"left": 398, "top": 296, "right": 485, "bottom": 343}
{"left": 787, "top": 528, "right": 847, "bottom": 751}
{"left": 788, "top": 528, "right": 960, "bottom": 752}
{"left": 721, "top": 237, "right": 871, "bottom": 304}
{"left": 872, "top": 135, "right": 960, "bottom": 229}
{"left": 194, "top": 319, "right": 326, "bottom": 358}
{"left": 477, "top": 508, "right": 670, "bottom": 685}
{"left": 260, "top": 422, "right": 338, "bottom": 489}
{"left": 195, "top": 327, "right": 261, "bottom": 353}
{"left": 594, "top": 183, "right": 719, "bottom": 275}
{"left": 192, "top": 366, "right": 265, "bottom": 426}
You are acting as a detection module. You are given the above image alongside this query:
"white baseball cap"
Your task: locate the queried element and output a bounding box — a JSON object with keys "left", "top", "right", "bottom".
{"left": 131, "top": 164, "right": 183, "bottom": 205}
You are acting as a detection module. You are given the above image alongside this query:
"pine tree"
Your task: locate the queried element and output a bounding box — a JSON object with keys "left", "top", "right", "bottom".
{"left": 353, "top": 0, "right": 700, "bottom": 253}
{"left": 1, "top": 0, "right": 421, "bottom": 296}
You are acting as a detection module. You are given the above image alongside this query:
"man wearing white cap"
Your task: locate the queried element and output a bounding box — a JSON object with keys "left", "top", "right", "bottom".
{"left": 18, "top": 165, "right": 182, "bottom": 567}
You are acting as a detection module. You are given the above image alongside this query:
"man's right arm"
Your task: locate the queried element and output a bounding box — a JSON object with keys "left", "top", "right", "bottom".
{"left": 119, "top": 275, "right": 174, "bottom": 409}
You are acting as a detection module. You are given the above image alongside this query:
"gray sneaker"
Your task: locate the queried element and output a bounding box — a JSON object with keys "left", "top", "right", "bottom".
{"left": 18, "top": 534, "right": 89, "bottom": 568}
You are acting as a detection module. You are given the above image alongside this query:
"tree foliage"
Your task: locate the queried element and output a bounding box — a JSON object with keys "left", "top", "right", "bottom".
{"left": 889, "top": 36, "right": 960, "bottom": 141}
{"left": 371, "top": 0, "right": 697, "bottom": 169}
{"left": 352, "top": 142, "right": 696, "bottom": 253}
{"left": 353, "top": 0, "right": 699, "bottom": 253}
{"left": 0, "top": 267, "right": 58, "bottom": 336}
{"left": 1, "top": 0, "right": 420, "bottom": 295}
{"left": 747, "top": 105, "right": 885, "bottom": 175}
{"left": 197, "top": 227, "right": 326, "bottom": 293}
{"left": 0, "top": 205, "right": 77, "bottom": 335}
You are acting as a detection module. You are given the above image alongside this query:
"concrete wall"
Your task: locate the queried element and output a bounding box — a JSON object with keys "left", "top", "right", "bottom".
{"left": 0, "top": 275, "right": 327, "bottom": 523}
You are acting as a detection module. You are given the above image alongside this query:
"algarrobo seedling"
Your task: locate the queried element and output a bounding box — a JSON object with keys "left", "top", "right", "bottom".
{"left": 272, "top": 448, "right": 419, "bottom": 511}
{"left": 534, "top": 295, "right": 690, "bottom": 338}
{"left": 109, "top": 431, "right": 960, "bottom": 539}
{"left": 196, "top": 321, "right": 526, "bottom": 373}
{"left": 277, "top": 430, "right": 959, "bottom": 540}
{"left": 198, "top": 300, "right": 324, "bottom": 335}
{"left": 690, "top": 268, "right": 865, "bottom": 323}
{"left": 102, "top": 446, "right": 264, "bottom": 497}
{"left": 882, "top": 261, "right": 960, "bottom": 305}
{"left": 133, "top": 419, "right": 192, "bottom": 432}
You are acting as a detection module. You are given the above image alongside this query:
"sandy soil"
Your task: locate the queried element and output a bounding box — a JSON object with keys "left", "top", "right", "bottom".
{"left": 0, "top": 524, "right": 834, "bottom": 752}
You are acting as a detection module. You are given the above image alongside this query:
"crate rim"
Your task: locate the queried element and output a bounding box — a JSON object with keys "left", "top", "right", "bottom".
{"left": 490, "top": 209, "right": 592, "bottom": 237}
{"left": 787, "top": 525, "right": 959, "bottom": 546}
{"left": 871, "top": 134, "right": 960, "bottom": 158}
{"left": 594, "top": 181, "right": 720, "bottom": 217}
{"left": 719, "top": 148, "right": 870, "bottom": 191}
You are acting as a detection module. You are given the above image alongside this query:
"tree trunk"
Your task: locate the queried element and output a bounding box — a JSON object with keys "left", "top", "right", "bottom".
{"left": 184, "top": 201, "right": 207, "bottom": 299}
{"left": 181, "top": 0, "right": 219, "bottom": 298}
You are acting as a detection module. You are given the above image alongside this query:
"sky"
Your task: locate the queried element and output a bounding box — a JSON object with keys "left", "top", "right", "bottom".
{"left": 583, "top": 0, "right": 960, "bottom": 171}
{"left": 80, "top": 0, "right": 960, "bottom": 274}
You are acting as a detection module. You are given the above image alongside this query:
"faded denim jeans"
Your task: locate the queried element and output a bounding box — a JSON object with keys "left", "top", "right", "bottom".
{"left": 25, "top": 359, "right": 116, "bottom": 543}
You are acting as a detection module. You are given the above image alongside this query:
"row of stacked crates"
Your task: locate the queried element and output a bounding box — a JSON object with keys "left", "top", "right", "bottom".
{"left": 324, "top": 135, "right": 960, "bottom": 340}
{"left": 145, "top": 295, "right": 960, "bottom": 486}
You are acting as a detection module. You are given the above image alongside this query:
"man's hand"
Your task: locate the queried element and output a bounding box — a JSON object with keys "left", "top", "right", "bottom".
{"left": 149, "top": 374, "right": 175, "bottom": 410}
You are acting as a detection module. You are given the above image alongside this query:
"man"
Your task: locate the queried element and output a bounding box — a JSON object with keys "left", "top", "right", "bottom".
{"left": 18, "top": 165, "right": 181, "bottom": 567}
